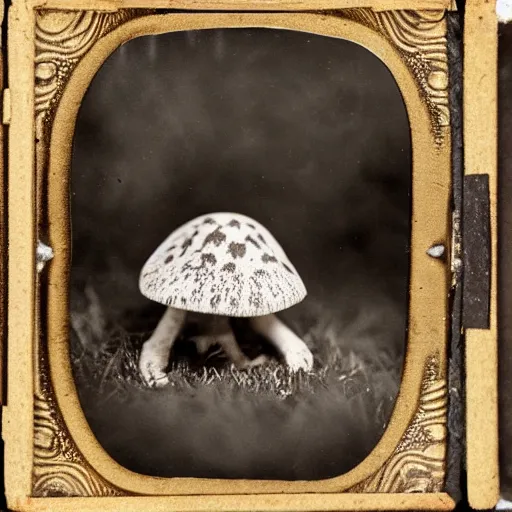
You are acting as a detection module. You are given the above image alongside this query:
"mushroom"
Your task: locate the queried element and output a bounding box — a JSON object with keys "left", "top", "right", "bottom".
{"left": 138, "top": 212, "right": 314, "bottom": 387}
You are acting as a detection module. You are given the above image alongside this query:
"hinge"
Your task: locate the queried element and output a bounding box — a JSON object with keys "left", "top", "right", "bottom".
{"left": 462, "top": 174, "right": 491, "bottom": 329}
{"left": 2, "top": 88, "right": 10, "bottom": 125}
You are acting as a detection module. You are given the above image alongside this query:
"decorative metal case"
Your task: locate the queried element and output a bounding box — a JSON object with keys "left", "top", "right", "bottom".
{"left": 0, "top": 0, "right": 499, "bottom": 510}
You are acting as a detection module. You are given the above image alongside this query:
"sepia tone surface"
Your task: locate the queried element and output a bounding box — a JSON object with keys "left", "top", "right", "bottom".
{"left": 3, "top": 2, "right": 455, "bottom": 510}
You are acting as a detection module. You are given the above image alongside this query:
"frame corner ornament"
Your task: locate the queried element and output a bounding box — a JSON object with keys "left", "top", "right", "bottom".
{"left": 338, "top": 9, "right": 449, "bottom": 145}
{"left": 348, "top": 354, "right": 447, "bottom": 493}
{"left": 34, "top": 8, "right": 153, "bottom": 137}
{"left": 33, "top": 365, "right": 128, "bottom": 497}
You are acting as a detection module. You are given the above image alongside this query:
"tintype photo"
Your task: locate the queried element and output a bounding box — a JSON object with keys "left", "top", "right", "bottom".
{"left": 69, "top": 28, "right": 411, "bottom": 480}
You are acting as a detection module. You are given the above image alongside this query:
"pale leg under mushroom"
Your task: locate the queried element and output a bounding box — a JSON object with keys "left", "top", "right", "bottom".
{"left": 249, "top": 314, "right": 314, "bottom": 372}
{"left": 190, "top": 317, "right": 267, "bottom": 369}
{"left": 139, "top": 306, "right": 186, "bottom": 387}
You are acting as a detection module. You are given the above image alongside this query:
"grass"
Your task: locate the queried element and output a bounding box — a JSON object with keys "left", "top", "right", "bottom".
{"left": 71, "top": 317, "right": 398, "bottom": 408}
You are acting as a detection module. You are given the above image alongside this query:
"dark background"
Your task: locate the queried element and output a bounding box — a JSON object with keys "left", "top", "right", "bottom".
{"left": 70, "top": 28, "right": 411, "bottom": 480}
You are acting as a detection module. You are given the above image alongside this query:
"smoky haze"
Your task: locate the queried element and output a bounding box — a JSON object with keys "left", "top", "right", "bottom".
{"left": 70, "top": 27, "right": 411, "bottom": 479}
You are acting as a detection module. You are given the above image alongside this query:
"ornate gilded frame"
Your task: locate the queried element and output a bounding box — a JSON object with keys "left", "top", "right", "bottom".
{"left": 1, "top": 0, "right": 496, "bottom": 510}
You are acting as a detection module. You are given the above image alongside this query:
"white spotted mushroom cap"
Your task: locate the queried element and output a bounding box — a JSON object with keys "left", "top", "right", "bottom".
{"left": 139, "top": 213, "right": 307, "bottom": 317}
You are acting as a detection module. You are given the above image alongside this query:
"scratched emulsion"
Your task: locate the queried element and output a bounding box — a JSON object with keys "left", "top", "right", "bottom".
{"left": 140, "top": 213, "right": 306, "bottom": 316}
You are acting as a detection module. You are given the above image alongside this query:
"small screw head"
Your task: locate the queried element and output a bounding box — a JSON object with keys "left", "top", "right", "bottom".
{"left": 427, "top": 244, "right": 445, "bottom": 259}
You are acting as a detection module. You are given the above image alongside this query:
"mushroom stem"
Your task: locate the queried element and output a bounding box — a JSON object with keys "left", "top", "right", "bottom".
{"left": 249, "top": 314, "right": 314, "bottom": 372}
{"left": 139, "top": 306, "right": 186, "bottom": 387}
{"left": 191, "top": 319, "right": 268, "bottom": 369}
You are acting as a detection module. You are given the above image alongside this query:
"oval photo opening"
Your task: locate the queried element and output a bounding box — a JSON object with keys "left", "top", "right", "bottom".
{"left": 70, "top": 27, "right": 411, "bottom": 480}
